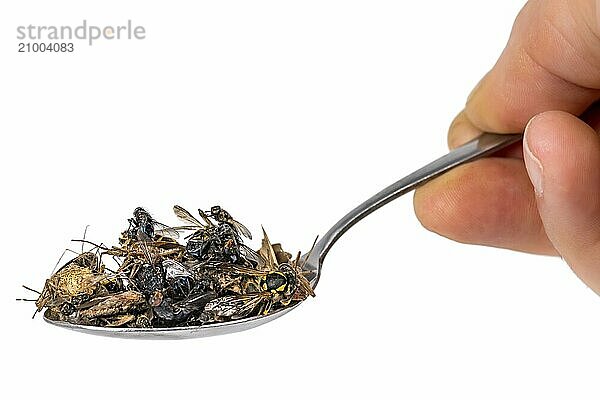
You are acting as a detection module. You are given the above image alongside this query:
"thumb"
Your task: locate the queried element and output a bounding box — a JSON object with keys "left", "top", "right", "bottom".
{"left": 524, "top": 110, "right": 600, "bottom": 294}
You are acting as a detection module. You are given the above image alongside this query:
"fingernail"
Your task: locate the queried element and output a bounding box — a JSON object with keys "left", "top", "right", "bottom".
{"left": 448, "top": 112, "right": 482, "bottom": 149}
{"left": 523, "top": 116, "right": 544, "bottom": 197}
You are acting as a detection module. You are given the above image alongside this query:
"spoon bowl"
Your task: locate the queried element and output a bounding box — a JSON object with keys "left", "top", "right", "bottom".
{"left": 43, "top": 301, "right": 304, "bottom": 339}
{"left": 44, "top": 133, "right": 522, "bottom": 339}
{"left": 44, "top": 267, "right": 320, "bottom": 339}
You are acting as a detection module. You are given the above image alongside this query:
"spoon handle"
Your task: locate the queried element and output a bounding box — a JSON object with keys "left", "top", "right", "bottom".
{"left": 307, "top": 132, "right": 523, "bottom": 286}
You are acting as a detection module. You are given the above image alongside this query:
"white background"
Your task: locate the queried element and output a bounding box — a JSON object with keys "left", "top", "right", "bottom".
{"left": 2, "top": 1, "right": 600, "bottom": 399}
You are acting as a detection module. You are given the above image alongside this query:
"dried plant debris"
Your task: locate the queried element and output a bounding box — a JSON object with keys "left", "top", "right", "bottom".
{"left": 20, "top": 206, "right": 316, "bottom": 328}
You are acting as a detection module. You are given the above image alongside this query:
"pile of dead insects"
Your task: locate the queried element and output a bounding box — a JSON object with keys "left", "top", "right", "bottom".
{"left": 23, "top": 205, "right": 315, "bottom": 328}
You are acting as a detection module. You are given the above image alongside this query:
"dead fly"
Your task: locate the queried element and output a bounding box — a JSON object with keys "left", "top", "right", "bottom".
{"left": 208, "top": 205, "right": 252, "bottom": 240}
{"left": 127, "top": 207, "right": 180, "bottom": 242}
{"left": 163, "top": 259, "right": 213, "bottom": 300}
{"left": 153, "top": 290, "right": 217, "bottom": 325}
{"left": 131, "top": 259, "right": 216, "bottom": 326}
{"left": 174, "top": 204, "right": 251, "bottom": 239}
{"left": 109, "top": 207, "right": 187, "bottom": 278}
{"left": 174, "top": 205, "right": 260, "bottom": 266}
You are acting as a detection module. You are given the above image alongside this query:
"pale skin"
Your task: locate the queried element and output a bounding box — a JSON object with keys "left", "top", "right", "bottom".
{"left": 413, "top": 0, "right": 600, "bottom": 295}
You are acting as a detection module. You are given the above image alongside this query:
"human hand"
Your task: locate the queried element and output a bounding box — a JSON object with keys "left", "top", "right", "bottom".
{"left": 413, "top": 0, "right": 600, "bottom": 294}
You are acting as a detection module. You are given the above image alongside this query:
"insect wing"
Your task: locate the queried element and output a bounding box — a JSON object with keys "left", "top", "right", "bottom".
{"left": 153, "top": 221, "right": 180, "bottom": 239}
{"left": 173, "top": 205, "right": 205, "bottom": 227}
{"left": 231, "top": 220, "right": 252, "bottom": 240}
{"left": 258, "top": 227, "right": 279, "bottom": 271}
{"left": 214, "top": 263, "right": 267, "bottom": 277}
{"left": 240, "top": 244, "right": 263, "bottom": 266}
{"left": 204, "top": 294, "right": 267, "bottom": 319}
{"left": 292, "top": 250, "right": 316, "bottom": 297}
{"left": 176, "top": 291, "right": 217, "bottom": 309}
{"left": 162, "top": 259, "right": 192, "bottom": 280}
{"left": 296, "top": 270, "right": 316, "bottom": 297}
{"left": 136, "top": 227, "right": 153, "bottom": 243}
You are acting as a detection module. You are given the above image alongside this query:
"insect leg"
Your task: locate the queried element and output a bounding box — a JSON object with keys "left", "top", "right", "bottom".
{"left": 49, "top": 248, "right": 79, "bottom": 274}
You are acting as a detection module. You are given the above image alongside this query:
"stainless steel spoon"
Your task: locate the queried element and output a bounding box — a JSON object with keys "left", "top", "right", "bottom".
{"left": 44, "top": 133, "right": 523, "bottom": 339}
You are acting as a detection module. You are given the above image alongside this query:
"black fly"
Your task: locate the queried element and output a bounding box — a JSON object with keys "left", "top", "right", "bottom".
{"left": 127, "top": 207, "right": 179, "bottom": 242}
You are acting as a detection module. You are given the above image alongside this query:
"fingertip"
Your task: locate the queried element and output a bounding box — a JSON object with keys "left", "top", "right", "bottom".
{"left": 414, "top": 158, "right": 556, "bottom": 255}
{"left": 523, "top": 110, "right": 598, "bottom": 190}
{"left": 413, "top": 173, "right": 454, "bottom": 237}
{"left": 414, "top": 159, "right": 514, "bottom": 245}
{"left": 522, "top": 110, "right": 600, "bottom": 293}
{"left": 523, "top": 110, "right": 600, "bottom": 242}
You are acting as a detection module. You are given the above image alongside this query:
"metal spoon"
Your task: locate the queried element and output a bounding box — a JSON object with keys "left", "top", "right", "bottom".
{"left": 44, "top": 133, "right": 522, "bottom": 339}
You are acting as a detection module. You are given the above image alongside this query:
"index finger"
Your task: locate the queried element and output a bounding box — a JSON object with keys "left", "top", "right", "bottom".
{"left": 449, "top": 0, "right": 600, "bottom": 147}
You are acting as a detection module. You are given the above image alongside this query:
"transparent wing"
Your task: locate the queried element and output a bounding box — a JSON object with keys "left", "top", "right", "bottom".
{"left": 204, "top": 294, "right": 268, "bottom": 319}
{"left": 173, "top": 205, "right": 205, "bottom": 227}
{"left": 162, "top": 259, "right": 193, "bottom": 280}
{"left": 210, "top": 263, "right": 267, "bottom": 277}
{"left": 295, "top": 236, "right": 318, "bottom": 297}
{"left": 296, "top": 270, "right": 315, "bottom": 297}
{"left": 154, "top": 221, "right": 180, "bottom": 239}
{"left": 136, "top": 228, "right": 153, "bottom": 243}
{"left": 240, "top": 244, "right": 263, "bottom": 267}
{"left": 232, "top": 220, "right": 252, "bottom": 240}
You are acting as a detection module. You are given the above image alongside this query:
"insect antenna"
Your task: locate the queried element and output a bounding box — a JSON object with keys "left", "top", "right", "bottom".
{"left": 71, "top": 239, "right": 109, "bottom": 251}
{"left": 81, "top": 225, "right": 90, "bottom": 253}
{"left": 91, "top": 241, "right": 110, "bottom": 272}
{"left": 184, "top": 231, "right": 197, "bottom": 240}
{"left": 102, "top": 265, "right": 118, "bottom": 274}
{"left": 19, "top": 286, "right": 43, "bottom": 317}
{"left": 110, "top": 254, "right": 123, "bottom": 269}
{"left": 17, "top": 285, "right": 40, "bottom": 310}
{"left": 21, "top": 285, "right": 41, "bottom": 295}
{"left": 294, "top": 251, "right": 301, "bottom": 266}
{"left": 50, "top": 248, "right": 79, "bottom": 274}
